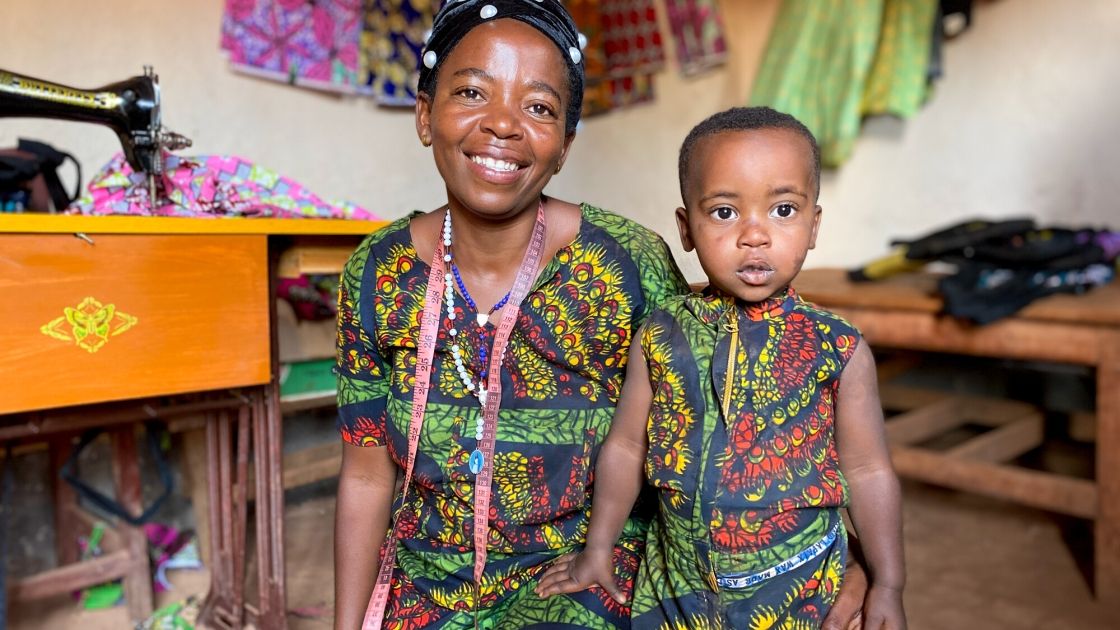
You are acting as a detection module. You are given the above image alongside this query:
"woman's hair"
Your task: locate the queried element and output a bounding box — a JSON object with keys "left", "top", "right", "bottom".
{"left": 418, "top": 0, "right": 585, "bottom": 136}
{"left": 678, "top": 106, "right": 822, "bottom": 203}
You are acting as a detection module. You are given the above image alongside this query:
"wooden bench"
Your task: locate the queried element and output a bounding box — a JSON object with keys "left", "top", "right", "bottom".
{"left": 794, "top": 267, "right": 1120, "bottom": 603}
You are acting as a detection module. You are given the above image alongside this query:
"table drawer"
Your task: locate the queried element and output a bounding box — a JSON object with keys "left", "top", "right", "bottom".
{"left": 0, "top": 234, "right": 271, "bottom": 414}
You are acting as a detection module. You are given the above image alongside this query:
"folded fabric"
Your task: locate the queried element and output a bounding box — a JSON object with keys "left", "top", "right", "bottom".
{"left": 69, "top": 153, "right": 378, "bottom": 220}
{"left": 220, "top": 0, "right": 365, "bottom": 94}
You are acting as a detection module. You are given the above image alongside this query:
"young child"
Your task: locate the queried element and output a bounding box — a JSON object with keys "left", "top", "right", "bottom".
{"left": 536, "top": 107, "right": 906, "bottom": 629}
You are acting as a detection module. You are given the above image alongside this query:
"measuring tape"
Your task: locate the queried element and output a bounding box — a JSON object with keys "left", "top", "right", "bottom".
{"left": 362, "top": 202, "right": 547, "bottom": 628}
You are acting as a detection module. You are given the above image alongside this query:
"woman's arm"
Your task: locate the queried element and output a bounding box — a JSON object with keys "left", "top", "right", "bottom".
{"left": 835, "top": 341, "right": 907, "bottom": 629}
{"left": 535, "top": 341, "right": 653, "bottom": 602}
{"left": 334, "top": 443, "right": 397, "bottom": 630}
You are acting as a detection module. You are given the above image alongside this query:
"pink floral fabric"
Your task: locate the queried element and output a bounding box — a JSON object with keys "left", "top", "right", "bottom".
{"left": 69, "top": 153, "right": 378, "bottom": 220}
{"left": 221, "top": 0, "right": 365, "bottom": 93}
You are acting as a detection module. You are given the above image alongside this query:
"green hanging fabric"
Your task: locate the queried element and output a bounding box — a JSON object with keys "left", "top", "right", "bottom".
{"left": 750, "top": 0, "right": 936, "bottom": 167}
{"left": 862, "top": 0, "right": 939, "bottom": 118}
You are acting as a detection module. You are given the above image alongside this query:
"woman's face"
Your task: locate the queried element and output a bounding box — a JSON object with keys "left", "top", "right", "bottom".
{"left": 416, "top": 19, "right": 575, "bottom": 220}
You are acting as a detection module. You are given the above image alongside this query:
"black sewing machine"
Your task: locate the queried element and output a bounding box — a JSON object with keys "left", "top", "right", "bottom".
{"left": 0, "top": 66, "right": 191, "bottom": 206}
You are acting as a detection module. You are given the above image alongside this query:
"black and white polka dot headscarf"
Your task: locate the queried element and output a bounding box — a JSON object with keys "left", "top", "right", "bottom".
{"left": 419, "top": 0, "right": 587, "bottom": 134}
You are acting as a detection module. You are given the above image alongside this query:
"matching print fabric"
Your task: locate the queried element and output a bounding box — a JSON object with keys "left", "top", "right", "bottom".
{"left": 633, "top": 288, "right": 858, "bottom": 629}
{"left": 336, "top": 204, "right": 688, "bottom": 627}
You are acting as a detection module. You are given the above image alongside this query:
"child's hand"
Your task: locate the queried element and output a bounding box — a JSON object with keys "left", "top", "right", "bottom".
{"left": 862, "top": 584, "right": 906, "bottom": 630}
{"left": 534, "top": 548, "right": 626, "bottom": 603}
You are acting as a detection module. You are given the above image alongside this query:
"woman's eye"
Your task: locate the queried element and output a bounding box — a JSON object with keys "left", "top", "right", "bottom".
{"left": 771, "top": 204, "right": 797, "bottom": 219}
{"left": 457, "top": 88, "right": 482, "bottom": 100}
{"left": 713, "top": 207, "right": 737, "bottom": 220}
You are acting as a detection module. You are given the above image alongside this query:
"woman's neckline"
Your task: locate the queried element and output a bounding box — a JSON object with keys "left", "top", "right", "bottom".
{"left": 405, "top": 201, "right": 588, "bottom": 300}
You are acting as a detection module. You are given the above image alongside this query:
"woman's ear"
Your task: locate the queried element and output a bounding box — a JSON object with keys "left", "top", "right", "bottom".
{"left": 675, "top": 207, "right": 695, "bottom": 252}
{"left": 554, "top": 132, "right": 576, "bottom": 175}
{"left": 416, "top": 93, "right": 433, "bottom": 147}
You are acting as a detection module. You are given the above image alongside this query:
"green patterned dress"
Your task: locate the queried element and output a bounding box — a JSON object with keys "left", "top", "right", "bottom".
{"left": 336, "top": 204, "right": 688, "bottom": 629}
{"left": 633, "top": 288, "right": 859, "bottom": 629}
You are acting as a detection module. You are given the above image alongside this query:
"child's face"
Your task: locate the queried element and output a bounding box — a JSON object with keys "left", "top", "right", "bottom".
{"left": 676, "top": 128, "right": 821, "bottom": 303}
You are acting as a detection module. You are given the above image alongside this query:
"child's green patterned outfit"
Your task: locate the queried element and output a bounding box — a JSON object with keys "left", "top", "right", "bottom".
{"left": 634, "top": 287, "right": 860, "bottom": 629}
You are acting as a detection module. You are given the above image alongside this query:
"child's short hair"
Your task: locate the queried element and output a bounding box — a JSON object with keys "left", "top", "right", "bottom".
{"left": 678, "top": 106, "right": 821, "bottom": 204}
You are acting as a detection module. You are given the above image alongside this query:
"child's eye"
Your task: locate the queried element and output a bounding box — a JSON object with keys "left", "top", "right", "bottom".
{"left": 711, "top": 206, "right": 738, "bottom": 221}
{"left": 528, "top": 103, "right": 557, "bottom": 118}
{"left": 770, "top": 204, "right": 797, "bottom": 219}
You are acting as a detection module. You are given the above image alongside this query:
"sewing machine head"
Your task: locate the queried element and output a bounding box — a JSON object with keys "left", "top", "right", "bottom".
{"left": 0, "top": 66, "right": 191, "bottom": 176}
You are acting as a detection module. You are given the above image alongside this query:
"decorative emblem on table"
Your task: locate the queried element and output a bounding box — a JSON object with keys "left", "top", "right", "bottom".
{"left": 40, "top": 297, "right": 139, "bottom": 353}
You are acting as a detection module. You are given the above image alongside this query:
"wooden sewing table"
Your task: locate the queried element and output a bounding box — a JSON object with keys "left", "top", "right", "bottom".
{"left": 794, "top": 268, "right": 1120, "bottom": 604}
{"left": 0, "top": 215, "right": 382, "bottom": 628}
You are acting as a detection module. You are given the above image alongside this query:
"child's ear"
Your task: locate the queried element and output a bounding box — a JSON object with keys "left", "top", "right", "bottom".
{"left": 675, "top": 207, "right": 695, "bottom": 252}
{"left": 808, "top": 205, "right": 822, "bottom": 250}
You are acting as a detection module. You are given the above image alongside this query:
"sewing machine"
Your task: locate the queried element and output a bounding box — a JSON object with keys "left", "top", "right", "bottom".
{"left": 0, "top": 66, "right": 191, "bottom": 205}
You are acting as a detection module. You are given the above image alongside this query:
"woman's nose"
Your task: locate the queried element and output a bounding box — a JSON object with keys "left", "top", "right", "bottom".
{"left": 480, "top": 100, "right": 522, "bottom": 139}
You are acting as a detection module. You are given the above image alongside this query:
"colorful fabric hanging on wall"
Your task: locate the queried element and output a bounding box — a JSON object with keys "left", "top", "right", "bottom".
{"left": 70, "top": 153, "right": 379, "bottom": 220}
{"left": 750, "top": 0, "right": 938, "bottom": 167}
{"left": 361, "top": 0, "right": 436, "bottom": 106}
{"left": 601, "top": 0, "right": 666, "bottom": 76}
{"left": 862, "top": 0, "right": 940, "bottom": 118}
{"left": 663, "top": 0, "right": 728, "bottom": 75}
{"left": 220, "top": 0, "right": 365, "bottom": 93}
{"left": 567, "top": 0, "right": 614, "bottom": 117}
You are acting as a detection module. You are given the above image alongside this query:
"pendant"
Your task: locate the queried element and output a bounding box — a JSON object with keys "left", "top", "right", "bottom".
{"left": 478, "top": 389, "right": 488, "bottom": 406}
{"left": 469, "top": 449, "right": 485, "bottom": 475}
{"left": 476, "top": 313, "right": 489, "bottom": 326}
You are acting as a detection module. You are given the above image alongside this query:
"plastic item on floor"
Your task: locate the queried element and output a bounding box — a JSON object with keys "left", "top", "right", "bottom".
{"left": 134, "top": 594, "right": 201, "bottom": 630}
{"left": 280, "top": 359, "right": 337, "bottom": 399}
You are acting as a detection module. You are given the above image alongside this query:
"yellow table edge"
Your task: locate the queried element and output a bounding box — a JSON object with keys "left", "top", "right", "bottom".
{"left": 0, "top": 214, "right": 388, "bottom": 235}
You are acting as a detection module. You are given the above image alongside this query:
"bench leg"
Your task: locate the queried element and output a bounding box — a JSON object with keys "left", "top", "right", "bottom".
{"left": 110, "top": 426, "right": 153, "bottom": 622}
{"left": 1097, "top": 336, "right": 1120, "bottom": 605}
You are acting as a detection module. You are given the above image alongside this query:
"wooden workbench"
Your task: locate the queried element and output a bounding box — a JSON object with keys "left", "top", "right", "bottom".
{"left": 795, "top": 267, "right": 1120, "bottom": 603}
{"left": 0, "top": 214, "right": 384, "bottom": 628}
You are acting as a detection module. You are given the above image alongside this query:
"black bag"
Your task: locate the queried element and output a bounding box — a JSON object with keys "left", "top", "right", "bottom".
{"left": 0, "top": 138, "right": 81, "bottom": 213}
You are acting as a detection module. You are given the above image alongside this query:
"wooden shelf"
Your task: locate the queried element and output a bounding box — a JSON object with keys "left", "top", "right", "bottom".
{"left": 0, "top": 214, "right": 385, "bottom": 236}
{"left": 278, "top": 390, "right": 336, "bottom": 414}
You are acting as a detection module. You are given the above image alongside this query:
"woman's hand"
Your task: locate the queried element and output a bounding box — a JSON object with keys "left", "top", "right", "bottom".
{"left": 821, "top": 547, "right": 868, "bottom": 630}
{"left": 861, "top": 584, "right": 906, "bottom": 630}
{"left": 534, "top": 548, "right": 626, "bottom": 603}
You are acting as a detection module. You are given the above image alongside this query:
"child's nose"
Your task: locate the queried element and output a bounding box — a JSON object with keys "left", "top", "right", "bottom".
{"left": 739, "top": 220, "right": 770, "bottom": 248}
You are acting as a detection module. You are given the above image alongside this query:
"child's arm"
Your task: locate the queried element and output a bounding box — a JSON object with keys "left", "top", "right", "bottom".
{"left": 534, "top": 341, "right": 653, "bottom": 604}
{"left": 836, "top": 341, "right": 907, "bottom": 630}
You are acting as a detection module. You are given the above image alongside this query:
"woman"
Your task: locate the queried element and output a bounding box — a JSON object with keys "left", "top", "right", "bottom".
{"left": 333, "top": 1, "right": 866, "bottom": 628}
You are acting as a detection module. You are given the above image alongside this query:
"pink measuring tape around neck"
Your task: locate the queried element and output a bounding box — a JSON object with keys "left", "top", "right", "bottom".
{"left": 362, "top": 201, "right": 547, "bottom": 628}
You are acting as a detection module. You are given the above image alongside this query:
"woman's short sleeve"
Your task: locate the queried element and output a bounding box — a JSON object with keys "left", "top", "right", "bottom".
{"left": 335, "top": 236, "right": 391, "bottom": 447}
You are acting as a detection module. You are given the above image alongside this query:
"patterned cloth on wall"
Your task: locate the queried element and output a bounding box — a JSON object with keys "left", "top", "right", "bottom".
{"left": 862, "top": 0, "right": 939, "bottom": 117}
{"left": 601, "top": 0, "right": 665, "bottom": 77}
{"left": 750, "top": 0, "right": 938, "bottom": 167}
{"left": 221, "top": 0, "right": 365, "bottom": 93}
{"left": 362, "top": 0, "right": 436, "bottom": 106}
{"left": 70, "top": 153, "right": 379, "bottom": 220}
{"left": 663, "top": 0, "right": 728, "bottom": 75}
{"left": 568, "top": 0, "right": 614, "bottom": 116}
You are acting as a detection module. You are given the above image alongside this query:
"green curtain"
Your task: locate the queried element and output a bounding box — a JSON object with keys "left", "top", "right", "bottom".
{"left": 750, "top": 0, "right": 937, "bottom": 167}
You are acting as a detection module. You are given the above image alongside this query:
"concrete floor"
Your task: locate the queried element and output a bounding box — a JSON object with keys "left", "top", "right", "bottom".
{"left": 8, "top": 476, "right": 1114, "bottom": 630}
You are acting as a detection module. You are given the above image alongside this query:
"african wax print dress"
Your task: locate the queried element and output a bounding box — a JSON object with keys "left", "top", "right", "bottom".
{"left": 633, "top": 288, "right": 860, "bottom": 629}
{"left": 336, "top": 204, "right": 688, "bottom": 629}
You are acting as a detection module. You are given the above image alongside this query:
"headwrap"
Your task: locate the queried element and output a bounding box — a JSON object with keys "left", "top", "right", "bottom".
{"left": 419, "top": 0, "right": 586, "bottom": 134}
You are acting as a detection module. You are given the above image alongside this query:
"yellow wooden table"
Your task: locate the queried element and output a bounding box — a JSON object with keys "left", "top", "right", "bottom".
{"left": 795, "top": 268, "right": 1120, "bottom": 604}
{"left": 0, "top": 214, "right": 383, "bottom": 628}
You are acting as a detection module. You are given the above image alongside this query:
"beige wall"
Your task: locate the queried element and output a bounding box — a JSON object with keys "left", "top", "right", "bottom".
{"left": 3, "top": 0, "right": 1117, "bottom": 282}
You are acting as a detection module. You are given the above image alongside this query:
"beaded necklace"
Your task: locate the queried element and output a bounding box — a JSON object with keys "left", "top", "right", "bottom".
{"left": 442, "top": 208, "right": 511, "bottom": 438}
